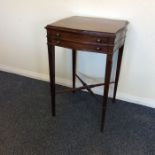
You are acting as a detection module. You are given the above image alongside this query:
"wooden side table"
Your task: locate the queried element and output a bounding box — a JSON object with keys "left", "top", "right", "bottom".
{"left": 45, "top": 16, "right": 128, "bottom": 132}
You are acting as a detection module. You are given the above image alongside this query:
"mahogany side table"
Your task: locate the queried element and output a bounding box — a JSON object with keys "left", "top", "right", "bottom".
{"left": 45, "top": 16, "right": 128, "bottom": 132}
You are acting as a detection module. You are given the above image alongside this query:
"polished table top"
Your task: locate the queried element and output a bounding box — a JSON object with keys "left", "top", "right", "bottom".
{"left": 47, "top": 16, "right": 128, "bottom": 34}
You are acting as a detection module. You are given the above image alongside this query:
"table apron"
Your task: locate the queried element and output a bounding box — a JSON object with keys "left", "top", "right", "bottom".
{"left": 47, "top": 40, "right": 114, "bottom": 54}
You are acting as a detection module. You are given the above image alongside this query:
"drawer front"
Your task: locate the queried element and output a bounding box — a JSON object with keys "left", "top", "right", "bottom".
{"left": 48, "top": 39, "right": 113, "bottom": 54}
{"left": 47, "top": 30, "right": 115, "bottom": 45}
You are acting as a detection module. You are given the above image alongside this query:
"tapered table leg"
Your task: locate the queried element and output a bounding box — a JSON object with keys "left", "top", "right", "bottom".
{"left": 113, "top": 45, "right": 124, "bottom": 102}
{"left": 101, "top": 54, "right": 113, "bottom": 132}
{"left": 48, "top": 44, "right": 55, "bottom": 116}
{"left": 72, "top": 49, "right": 76, "bottom": 93}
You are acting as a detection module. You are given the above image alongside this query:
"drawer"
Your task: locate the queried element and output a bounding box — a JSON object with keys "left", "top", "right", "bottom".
{"left": 47, "top": 30, "right": 115, "bottom": 45}
{"left": 48, "top": 39, "right": 114, "bottom": 54}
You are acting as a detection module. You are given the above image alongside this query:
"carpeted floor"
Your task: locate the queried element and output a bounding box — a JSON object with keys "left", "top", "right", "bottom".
{"left": 0, "top": 71, "right": 155, "bottom": 155}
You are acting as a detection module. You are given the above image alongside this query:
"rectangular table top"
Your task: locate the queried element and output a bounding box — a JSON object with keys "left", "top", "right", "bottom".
{"left": 47, "top": 16, "right": 128, "bottom": 34}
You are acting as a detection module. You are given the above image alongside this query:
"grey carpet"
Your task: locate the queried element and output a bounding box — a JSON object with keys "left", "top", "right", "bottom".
{"left": 0, "top": 71, "right": 155, "bottom": 155}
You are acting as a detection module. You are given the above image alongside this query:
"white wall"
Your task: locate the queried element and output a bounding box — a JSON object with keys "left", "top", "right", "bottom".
{"left": 0, "top": 0, "right": 155, "bottom": 108}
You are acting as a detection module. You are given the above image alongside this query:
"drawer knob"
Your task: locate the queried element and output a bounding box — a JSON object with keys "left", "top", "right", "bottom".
{"left": 56, "top": 33, "right": 61, "bottom": 37}
{"left": 96, "top": 47, "right": 101, "bottom": 51}
{"left": 56, "top": 40, "right": 61, "bottom": 44}
{"left": 96, "top": 38, "right": 102, "bottom": 43}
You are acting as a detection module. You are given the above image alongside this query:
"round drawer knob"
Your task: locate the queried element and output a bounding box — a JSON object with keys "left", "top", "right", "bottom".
{"left": 96, "top": 38, "right": 102, "bottom": 43}
{"left": 56, "top": 40, "right": 61, "bottom": 44}
{"left": 56, "top": 33, "right": 61, "bottom": 37}
{"left": 96, "top": 47, "right": 101, "bottom": 51}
